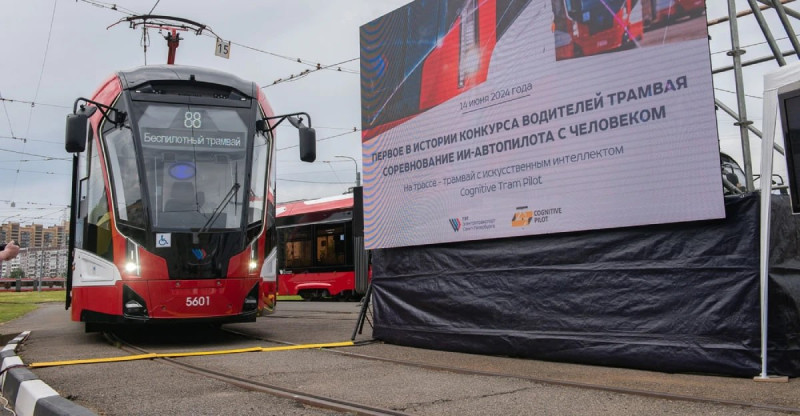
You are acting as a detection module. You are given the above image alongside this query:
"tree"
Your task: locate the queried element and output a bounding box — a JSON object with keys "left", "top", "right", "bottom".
{"left": 10, "top": 268, "right": 25, "bottom": 279}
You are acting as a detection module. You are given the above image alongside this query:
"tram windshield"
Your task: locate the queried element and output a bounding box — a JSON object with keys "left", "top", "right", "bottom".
{"left": 133, "top": 102, "right": 253, "bottom": 231}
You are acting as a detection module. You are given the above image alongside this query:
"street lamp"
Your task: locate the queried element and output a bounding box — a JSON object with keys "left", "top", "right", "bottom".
{"left": 335, "top": 155, "right": 361, "bottom": 187}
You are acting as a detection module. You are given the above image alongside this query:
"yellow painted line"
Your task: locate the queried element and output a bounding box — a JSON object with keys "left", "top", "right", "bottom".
{"left": 158, "top": 346, "right": 264, "bottom": 358}
{"left": 29, "top": 353, "right": 159, "bottom": 368}
{"left": 29, "top": 341, "right": 355, "bottom": 369}
{"left": 259, "top": 341, "right": 354, "bottom": 352}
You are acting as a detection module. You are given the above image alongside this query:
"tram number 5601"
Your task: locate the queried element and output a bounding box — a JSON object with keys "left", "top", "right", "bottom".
{"left": 186, "top": 296, "right": 210, "bottom": 307}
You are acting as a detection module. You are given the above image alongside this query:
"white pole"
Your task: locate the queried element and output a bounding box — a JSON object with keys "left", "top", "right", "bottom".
{"left": 757, "top": 85, "right": 775, "bottom": 380}
{"left": 754, "top": 64, "right": 799, "bottom": 382}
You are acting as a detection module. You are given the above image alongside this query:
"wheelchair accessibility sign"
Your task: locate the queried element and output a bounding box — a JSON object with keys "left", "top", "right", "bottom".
{"left": 156, "top": 233, "right": 171, "bottom": 248}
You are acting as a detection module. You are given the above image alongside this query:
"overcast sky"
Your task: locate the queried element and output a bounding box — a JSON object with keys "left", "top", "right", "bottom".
{"left": 0, "top": 0, "right": 798, "bottom": 226}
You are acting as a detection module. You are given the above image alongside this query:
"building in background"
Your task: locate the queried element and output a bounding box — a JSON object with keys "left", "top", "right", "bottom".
{"left": 0, "top": 221, "right": 69, "bottom": 278}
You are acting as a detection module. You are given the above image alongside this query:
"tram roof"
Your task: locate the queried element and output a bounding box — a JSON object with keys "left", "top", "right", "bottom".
{"left": 117, "top": 65, "right": 257, "bottom": 98}
{"left": 277, "top": 194, "right": 353, "bottom": 218}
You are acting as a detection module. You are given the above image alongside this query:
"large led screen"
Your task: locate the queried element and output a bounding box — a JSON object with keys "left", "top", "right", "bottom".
{"left": 361, "top": 0, "right": 722, "bottom": 249}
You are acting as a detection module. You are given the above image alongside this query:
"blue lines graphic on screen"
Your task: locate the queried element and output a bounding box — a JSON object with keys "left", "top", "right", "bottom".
{"left": 449, "top": 218, "right": 462, "bottom": 231}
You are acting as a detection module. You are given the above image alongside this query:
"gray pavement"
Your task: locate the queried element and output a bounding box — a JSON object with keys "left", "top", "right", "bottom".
{"left": 1, "top": 301, "right": 798, "bottom": 415}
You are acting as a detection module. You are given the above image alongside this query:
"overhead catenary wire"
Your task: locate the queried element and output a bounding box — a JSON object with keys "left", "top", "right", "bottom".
{"left": 0, "top": 134, "right": 63, "bottom": 144}
{"left": 710, "top": 36, "right": 794, "bottom": 55}
{"left": 3, "top": 207, "right": 70, "bottom": 224}
{"left": 82, "top": 0, "right": 359, "bottom": 78}
{"left": 0, "top": 96, "right": 71, "bottom": 109}
{"left": 277, "top": 128, "right": 359, "bottom": 152}
{"left": 76, "top": 0, "right": 360, "bottom": 88}
{"left": 0, "top": 92, "right": 16, "bottom": 138}
{"left": 0, "top": 167, "right": 68, "bottom": 176}
{"left": 714, "top": 87, "right": 763, "bottom": 99}
{"left": 11, "top": 0, "right": 58, "bottom": 213}
{"left": 0, "top": 201, "right": 68, "bottom": 208}
{"left": 264, "top": 58, "right": 360, "bottom": 88}
{"left": 77, "top": 0, "right": 138, "bottom": 16}
{"left": 197, "top": 31, "right": 359, "bottom": 75}
{"left": 0, "top": 147, "right": 70, "bottom": 161}
{"left": 147, "top": 0, "right": 160, "bottom": 14}
{"left": 0, "top": 159, "right": 66, "bottom": 163}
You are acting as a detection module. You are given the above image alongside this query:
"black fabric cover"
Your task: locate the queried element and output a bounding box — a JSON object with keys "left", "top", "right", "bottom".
{"left": 371, "top": 193, "right": 800, "bottom": 376}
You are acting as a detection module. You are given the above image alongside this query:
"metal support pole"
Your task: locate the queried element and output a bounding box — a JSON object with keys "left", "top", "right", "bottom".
{"left": 351, "top": 282, "right": 373, "bottom": 341}
{"left": 727, "top": 0, "right": 756, "bottom": 191}
{"left": 336, "top": 155, "right": 361, "bottom": 188}
{"left": 757, "top": 0, "right": 800, "bottom": 20}
{"left": 770, "top": 0, "right": 800, "bottom": 55}
{"left": 715, "top": 98, "right": 786, "bottom": 155}
{"left": 713, "top": 50, "right": 798, "bottom": 74}
{"left": 709, "top": 0, "right": 797, "bottom": 26}
{"left": 747, "top": 0, "right": 787, "bottom": 66}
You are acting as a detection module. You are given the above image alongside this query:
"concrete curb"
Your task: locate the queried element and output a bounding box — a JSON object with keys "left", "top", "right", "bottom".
{"left": 1, "top": 332, "right": 96, "bottom": 416}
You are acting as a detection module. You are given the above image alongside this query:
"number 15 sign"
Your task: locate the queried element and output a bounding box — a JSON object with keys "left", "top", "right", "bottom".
{"left": 215, "top": 37, "right": 231, "bottom": 59}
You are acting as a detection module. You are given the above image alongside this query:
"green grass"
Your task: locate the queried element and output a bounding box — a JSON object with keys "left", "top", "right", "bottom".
{"left": 0, "top": 291, "right": 66, "bottom": 324}
{"left": 0, "top": 292, "right": 300, "bottom": 325}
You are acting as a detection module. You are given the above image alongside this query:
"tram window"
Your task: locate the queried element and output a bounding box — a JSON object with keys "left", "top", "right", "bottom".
{"left": 74, "top": 153, "right": 89, "bottom": 250}
{"left": 86, "top": 142, "right": 113, "bottom": 261}
{"left": 104, "top": 127, "right": 144, "bottom": 227}
{"left": 316, "top": 224, "right": 346, "bottom": 266}
{"left": 134, "top": 103, "right": 250, "bottom": 230}
{"left": 281, "top": 227, "right": 312, "bottom": 268}
{"left": 249, "top": 128, "right": 272, "bottom": 225}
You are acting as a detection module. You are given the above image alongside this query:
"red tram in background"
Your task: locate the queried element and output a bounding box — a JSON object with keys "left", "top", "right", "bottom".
{"left": 553, "top": 0, "right": 643, "bottom": 60}
{"left": 276, "top": 193, "right": 370, "bottom": 300}
{"left": 64, "top": 65, "right": 315, "bottom": 331}
{"left": 642, "top": 0, "right": 705, "bottom": 29}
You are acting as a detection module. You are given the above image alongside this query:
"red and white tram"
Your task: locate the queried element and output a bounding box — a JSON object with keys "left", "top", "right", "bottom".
{"left": 64, "top": 65, "right": 315, "bottom": 331}
{"left": 276, "top": 193, "right": 370, "bottom": 300}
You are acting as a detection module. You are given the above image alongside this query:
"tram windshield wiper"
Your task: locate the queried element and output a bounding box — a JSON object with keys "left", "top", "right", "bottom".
{"left": 197, "top": 182, "right": 240, "bottom": 236}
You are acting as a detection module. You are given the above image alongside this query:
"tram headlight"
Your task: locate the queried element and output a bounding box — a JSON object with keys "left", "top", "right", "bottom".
{"left": 125, "top": 239, "right": 140, "bottom": 276}
{"left": 249, "top": 240, "right": 259, "bottom": 272}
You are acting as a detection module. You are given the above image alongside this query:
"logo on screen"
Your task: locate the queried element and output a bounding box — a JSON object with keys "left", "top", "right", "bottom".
{"left": 191, "top": 248, "right": 207, "bottom": 260}
{"left": 449, "top": 218, "right": 462, "bottom": 232}
{"left": 511, "top": 208, "right": 532, "bottom": 227}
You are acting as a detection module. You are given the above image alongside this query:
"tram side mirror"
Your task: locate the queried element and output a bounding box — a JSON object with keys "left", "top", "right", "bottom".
{"left": 65, "top": 106, "right": 96, "bottom": 153}
{"left": 261, "top": 113, "right": 316, "bottom": 162}
{"left": 299, "top": 127, "right": 316, "bottom": 163}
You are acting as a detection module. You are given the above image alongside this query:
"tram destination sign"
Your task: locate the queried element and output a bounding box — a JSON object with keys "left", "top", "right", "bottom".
{"left": 141, "top": 128, "right": 244, "bottom": 149}
{"left": 360, "top": 0, "right": 723, "bottom": 249}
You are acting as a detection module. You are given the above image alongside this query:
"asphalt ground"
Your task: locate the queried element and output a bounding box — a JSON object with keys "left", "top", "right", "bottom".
{"left": 1, "top": 301, "right": 798, "bottom": 415}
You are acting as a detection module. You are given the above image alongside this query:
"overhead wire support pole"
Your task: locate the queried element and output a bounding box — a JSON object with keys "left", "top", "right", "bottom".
{"left": 727, "top": 0, "right": 756, "bottom": 192}
{"left": 108, "top": 15, "right": 218, "bottom": 66}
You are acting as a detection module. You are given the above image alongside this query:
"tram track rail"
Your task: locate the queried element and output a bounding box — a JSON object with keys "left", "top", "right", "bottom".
{"left": 221, "top": 327, "right": 800, "bottom": 415}
{"left": 103, "top": 332, "right": 410, "bottom": 416}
